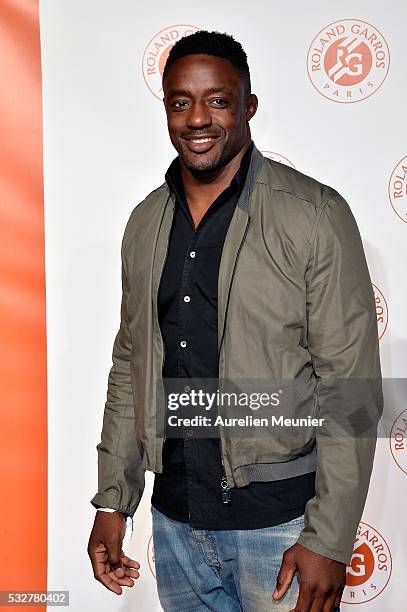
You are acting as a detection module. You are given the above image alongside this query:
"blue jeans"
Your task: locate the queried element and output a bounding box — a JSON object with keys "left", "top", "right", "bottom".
{"left": 151, "top": 505, "right": 305, "bottom": 611}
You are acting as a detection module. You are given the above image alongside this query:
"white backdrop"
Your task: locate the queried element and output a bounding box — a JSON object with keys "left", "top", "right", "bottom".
{"left": 40, "top": 1, "right": 406, "bottom": 610}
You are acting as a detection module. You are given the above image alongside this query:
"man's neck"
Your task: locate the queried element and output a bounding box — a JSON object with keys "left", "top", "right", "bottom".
{"left": 180, "top": 138, "right": 252, "bottom": 213}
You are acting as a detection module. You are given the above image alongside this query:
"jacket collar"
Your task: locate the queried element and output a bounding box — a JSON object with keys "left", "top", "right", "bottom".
{"left": 236, "top": 141, "right": 265, "bottom": 215}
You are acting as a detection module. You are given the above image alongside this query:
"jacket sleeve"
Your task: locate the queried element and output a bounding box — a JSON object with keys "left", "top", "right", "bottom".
{"left": 90, "top": 235, "right": 145, "bottom": 518}
{"left": 297, "top": 191, "right": 383, "bottom": 564}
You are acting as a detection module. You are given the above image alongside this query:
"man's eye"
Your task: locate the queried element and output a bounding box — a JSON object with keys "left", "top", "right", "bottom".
{"left": 211, "top": 98, "right": 226, "bottom": 106}
{"left": 173, "top": 100, "right": 188, "bottom": 109}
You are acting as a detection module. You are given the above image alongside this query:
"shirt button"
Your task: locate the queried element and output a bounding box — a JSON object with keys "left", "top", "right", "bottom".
{"left": 184, "top": 295, "right": 190, "bottom": 302}
{"left": 180, "top": 340, "right": 187, "bottom": 348}
{"left": 189, "top": 251, "right": 196, "bottom": 258}
{"left": 184, "top": 385, "right": 191, "bottom": 392}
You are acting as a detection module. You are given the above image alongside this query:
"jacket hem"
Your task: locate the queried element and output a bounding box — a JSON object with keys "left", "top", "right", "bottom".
{"left": 90, "top": 493, "right": 137, "bottom": 518}
{"left": 296, "top": 533, "right": 352, "bottom": 565}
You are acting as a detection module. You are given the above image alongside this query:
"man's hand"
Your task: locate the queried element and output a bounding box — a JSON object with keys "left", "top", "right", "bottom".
{"left": 273, "top": 543, "right": 346, "bottom": 612}
{"left": 87, "top": 510, "right": 140, "bottom": 595}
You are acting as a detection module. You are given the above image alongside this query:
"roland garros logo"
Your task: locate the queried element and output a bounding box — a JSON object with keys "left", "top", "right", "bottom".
{"left": 343, "top": 522, "right": 392, "bottom": 604}
{"left": 372, "top": 283, "right": 388, "bottom": 340}
{"left": 307, "top": 19, "right": 390, "bottom": 103}
{"left": 261, "top": 151, "right": 296, "bottom": 169}
{"left": 390, "top": 408, "right": 407, "bottom": 476}
{"left": 388, "top": 156, "right": 407, "bottom": 223}
{"left": 147, "top": 533, "right": 155, "bottom": 578}
{"left": 142, "top": 25, "right": 199, "bottom": 99}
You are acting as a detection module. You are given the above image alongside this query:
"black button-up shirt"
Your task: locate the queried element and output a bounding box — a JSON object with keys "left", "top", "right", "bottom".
{"left": 151, "top": 142, "right": 316, "bottom": 529}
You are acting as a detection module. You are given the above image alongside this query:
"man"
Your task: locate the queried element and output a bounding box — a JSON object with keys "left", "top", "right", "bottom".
{"left": 87, "top": 31, "right": 383, "bottom": 611}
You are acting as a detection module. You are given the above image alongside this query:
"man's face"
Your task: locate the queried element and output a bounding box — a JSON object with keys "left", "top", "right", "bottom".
{"left": 162, "top": 54, "right": 257, "bottom": 174}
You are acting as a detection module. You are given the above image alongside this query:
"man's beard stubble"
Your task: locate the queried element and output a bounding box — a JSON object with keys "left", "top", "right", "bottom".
{"left": 180, "top": 144, "right": 231, "bottom": 178}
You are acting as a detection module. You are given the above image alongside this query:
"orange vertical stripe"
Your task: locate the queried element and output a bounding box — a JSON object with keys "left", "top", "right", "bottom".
{"left": 0, "top": 0, "right": 47, "bottom": 608}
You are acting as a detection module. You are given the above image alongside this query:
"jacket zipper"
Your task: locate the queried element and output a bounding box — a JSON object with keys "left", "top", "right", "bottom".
{"left": 220, "top": 475, "right": 231, "bottom": 504}
{"left": 218, "top": 215, "right": 251, "bottom": 505}
{"left": 157, "top": 200, "right": 175, "bottom": 461}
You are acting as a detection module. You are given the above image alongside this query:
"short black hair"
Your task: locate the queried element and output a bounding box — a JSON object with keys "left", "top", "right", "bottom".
{"left": 162, "top": 30, "right": 251, "bottom": 93}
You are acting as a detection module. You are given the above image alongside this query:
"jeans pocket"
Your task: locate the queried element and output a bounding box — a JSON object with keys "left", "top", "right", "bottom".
{"left": 285, "top": 514, "right": 305, "bottom": 526}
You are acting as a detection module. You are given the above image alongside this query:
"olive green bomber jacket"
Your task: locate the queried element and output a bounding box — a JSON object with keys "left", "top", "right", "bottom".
{"left": 90, "top": 143, "right": 383, "bottom": 564}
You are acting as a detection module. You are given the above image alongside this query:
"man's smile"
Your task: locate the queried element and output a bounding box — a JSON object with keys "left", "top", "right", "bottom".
{"left": 182, "top": 134, "right": 221, "bottom": 153}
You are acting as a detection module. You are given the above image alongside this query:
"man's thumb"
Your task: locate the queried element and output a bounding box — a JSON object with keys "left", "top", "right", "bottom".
{"left": 272, "top": 553, "right": 296, "bottom": 601}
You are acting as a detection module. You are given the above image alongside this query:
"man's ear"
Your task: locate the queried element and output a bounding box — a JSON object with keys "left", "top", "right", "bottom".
{"left": 246, "top": 93, "right": 258, "bottom": 122}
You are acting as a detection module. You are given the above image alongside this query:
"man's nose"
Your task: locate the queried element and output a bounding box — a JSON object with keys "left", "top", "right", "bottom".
{"left": 186, "top": 102, "right": 211, "bottom": 129}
